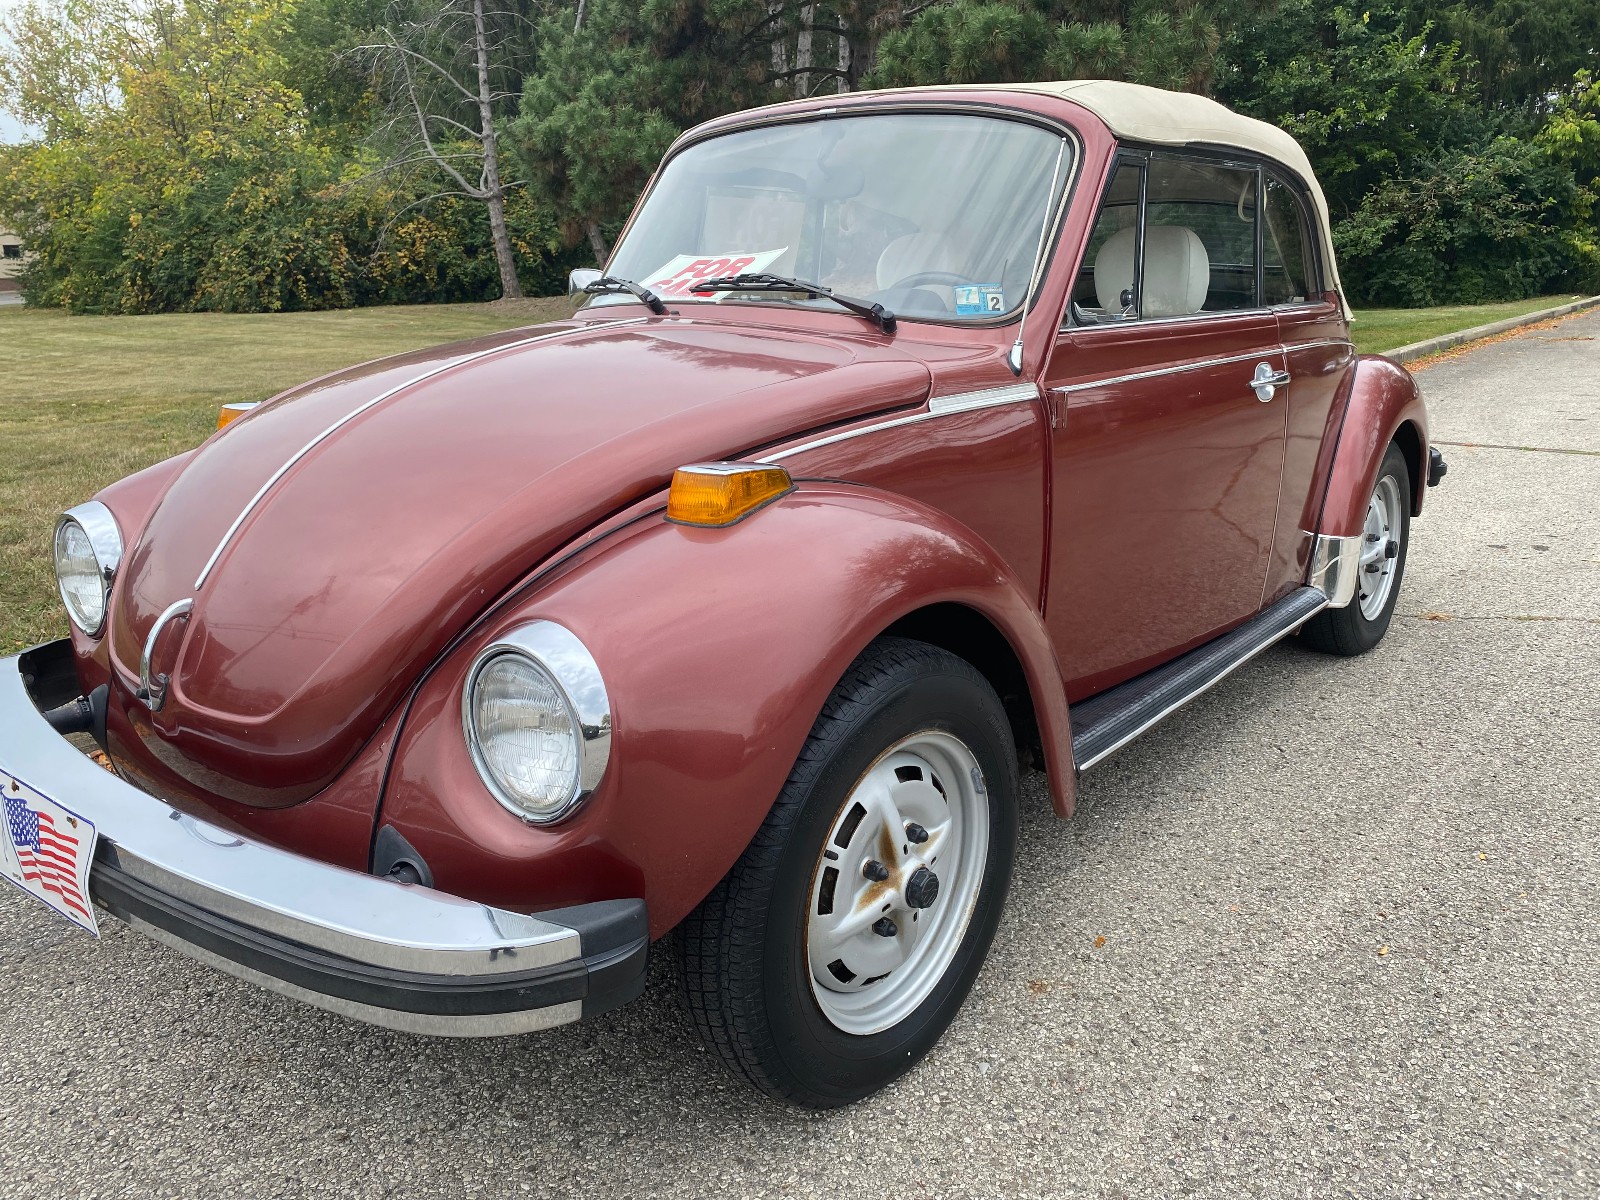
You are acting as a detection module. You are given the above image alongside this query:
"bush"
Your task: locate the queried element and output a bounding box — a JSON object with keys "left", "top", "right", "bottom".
{"left": 1336, "top": 137, "right": 1600, "bottom": 306}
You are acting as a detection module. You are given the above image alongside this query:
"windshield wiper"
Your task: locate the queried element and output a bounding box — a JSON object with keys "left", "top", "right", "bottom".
{"left": 583, "top": 275, "right": 668, "bottom": 315}
{"left": 691, "top": 272, "right": 896, "bottom": 335}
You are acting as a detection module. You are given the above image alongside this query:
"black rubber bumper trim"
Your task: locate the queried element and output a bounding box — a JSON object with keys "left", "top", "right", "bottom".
{"left": 91, "top": 851, "right": 649, "bottom": 1022}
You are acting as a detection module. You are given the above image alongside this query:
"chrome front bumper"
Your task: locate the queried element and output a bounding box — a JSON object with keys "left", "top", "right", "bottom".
{"left": 1, "top": 642, "right": 647, "bottom": 1036}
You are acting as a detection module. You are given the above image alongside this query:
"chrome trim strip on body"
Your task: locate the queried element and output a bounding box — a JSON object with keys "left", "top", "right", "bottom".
{"left": 462, "top": 620, "right": 612, "bottom": 825}
{"left": 1283, "top": 338, "right": 1356, "bottom": 354}
{"left": 927, "top": 382, "right": 1041, "bottom": 415}
{"left": 1052, "top": 341, "right": 1352, "bottom": 394}
{"left": 0, "top": 647, "right": 581, "bottom": 977}
{"left": 193, "top": 319, "right": 648, "bottom": 590}
{"left": 1074, "top": 591, "right": 1329, "bottom": 771}
{"left": 1056, "top": 349, "right": 1289, "bottom": 394}
{"left": 1308, "top": 533, "right": 1361, "bottom": 608}
{"left": 760, "top": 383, "right": 1041, "bottom": 463}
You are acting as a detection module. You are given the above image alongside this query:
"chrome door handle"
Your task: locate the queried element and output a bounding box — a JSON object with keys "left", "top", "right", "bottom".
{"left": 1250, "top": 362, "right": 1291, "bottom": 402}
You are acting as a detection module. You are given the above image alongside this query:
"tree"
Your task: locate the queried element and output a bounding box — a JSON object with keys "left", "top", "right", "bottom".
{"left": 509, "top": 1, "right": 949, "bottom": 264}
{"left": 1215, "top": 2, "right": 1477, "bottom": 215}
{"left": 870, "top": 1, "right": 1252, "bottom": 93}
{"left": 357, "top": 0, "right": 536, "bottom": 298}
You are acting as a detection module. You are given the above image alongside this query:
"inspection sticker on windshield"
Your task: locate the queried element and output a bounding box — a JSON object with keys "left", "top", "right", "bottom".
{"left": 954, "top": 285, "right": 1005, "bottom": 316}
{"left": 645, "top": 248, "right": 788, "bottom": 298}
{"left": 1, "top": 768, "right": 99, "bottom": 936}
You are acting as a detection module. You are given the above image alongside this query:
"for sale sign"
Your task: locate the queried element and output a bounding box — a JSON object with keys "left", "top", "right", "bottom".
{"left": 644, "top": 248, "right": 789, "bottom": 298}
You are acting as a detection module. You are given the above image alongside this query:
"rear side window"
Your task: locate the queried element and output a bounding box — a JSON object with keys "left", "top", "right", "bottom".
{"left": 1264, "top": 177, "right": 1315, "bottom": 305}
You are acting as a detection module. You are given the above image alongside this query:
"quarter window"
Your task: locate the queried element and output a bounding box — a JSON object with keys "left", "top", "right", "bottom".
{"left": 1264, "top": 177, "right": 1314, "bottom": 305}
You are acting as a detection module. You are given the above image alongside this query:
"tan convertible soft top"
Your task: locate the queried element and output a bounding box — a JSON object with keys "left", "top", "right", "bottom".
{"left": 844, "top": 78, "right": 1350, "bottom": 316}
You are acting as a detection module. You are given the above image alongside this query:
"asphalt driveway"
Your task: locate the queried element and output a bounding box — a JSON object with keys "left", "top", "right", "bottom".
{"left": 2, "top": 312, "right": 1596, "bottom": 1199}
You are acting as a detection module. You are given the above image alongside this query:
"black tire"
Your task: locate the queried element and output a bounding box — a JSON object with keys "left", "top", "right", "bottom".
{"left": 1301, "top": 441, "right": 1412, "bottom": 656}
{"left": 676, "top": 636, "right": 1019, "bottom": 1108}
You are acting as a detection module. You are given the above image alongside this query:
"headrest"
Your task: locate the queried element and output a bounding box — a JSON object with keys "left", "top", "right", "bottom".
{"left": 1093, "top": 225, "right": 1209, "bottom": 317}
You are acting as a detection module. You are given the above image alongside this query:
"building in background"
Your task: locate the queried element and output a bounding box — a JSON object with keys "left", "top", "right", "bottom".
{"left": 0, "top": 229, "right": 22, "bottom": 293}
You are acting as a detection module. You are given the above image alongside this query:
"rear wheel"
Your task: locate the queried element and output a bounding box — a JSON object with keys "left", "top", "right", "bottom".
{"left": 677, "top": 636, "right": 1018, "bottom": 1108}
{"left": 1302, "top": 441, "right": 1412, "bottom": 656}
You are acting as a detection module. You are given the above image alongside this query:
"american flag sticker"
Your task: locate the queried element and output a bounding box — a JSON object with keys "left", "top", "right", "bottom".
{"left": 1, "top": 770, "right": 99, "bottom": 937}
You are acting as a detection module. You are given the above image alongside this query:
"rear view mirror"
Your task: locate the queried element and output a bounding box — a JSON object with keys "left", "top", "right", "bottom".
{"left": 568, "top": 268, "right": 602, "bottom": 297}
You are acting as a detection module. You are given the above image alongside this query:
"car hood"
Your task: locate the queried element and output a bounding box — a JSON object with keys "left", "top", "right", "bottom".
{"left": 106, "top": 317, "right": 930, "bottom": 805}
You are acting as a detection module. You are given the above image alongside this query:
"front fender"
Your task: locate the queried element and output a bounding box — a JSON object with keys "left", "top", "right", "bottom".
{"left": 376, "top": 483, "right": 1073, "bottom": 939}
{"left": 1316, "top": 355, "right": 1431, "bottom": 538}
{"left": 69, "top": 451, "right": 197, "bottom": 693}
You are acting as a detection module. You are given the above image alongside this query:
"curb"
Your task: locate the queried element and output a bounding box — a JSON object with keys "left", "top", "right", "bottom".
{"left": 1384, "top": 295, "right": 1600, "bottom": 364}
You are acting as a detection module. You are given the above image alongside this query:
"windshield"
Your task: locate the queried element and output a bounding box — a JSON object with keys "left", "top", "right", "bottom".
{"left": 598, "top": 112, "right": 1072, "bottom": 324}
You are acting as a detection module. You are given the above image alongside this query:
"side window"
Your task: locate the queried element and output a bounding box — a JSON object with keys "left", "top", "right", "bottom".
{"left": 1264, "top": 176, "right": 1314, "bottom": 305}
{"left": 1144, "top": 155, "right": 1258, "bottom": 316}
{"left": 1070, "top": 160, "right": 1143, "bottom": 324}
{"left": 1072, "top": 153, "right": 1265, "bottom": 326}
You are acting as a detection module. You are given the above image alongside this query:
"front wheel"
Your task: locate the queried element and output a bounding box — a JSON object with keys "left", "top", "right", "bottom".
{"left": 677, "top": 637, "right": 1018, "bottom": 1107}
{"left": 1301, "top": 440, "right": 1412, "bottom": 656}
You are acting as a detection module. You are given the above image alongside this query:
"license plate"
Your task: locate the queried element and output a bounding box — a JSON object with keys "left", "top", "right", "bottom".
{"left": 0, "top": 767, "right": 100, "bottom": 937}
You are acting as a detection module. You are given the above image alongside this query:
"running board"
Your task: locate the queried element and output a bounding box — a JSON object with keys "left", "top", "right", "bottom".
{"left": 1069, "top": 587, "right": 1328, "bottom": 771}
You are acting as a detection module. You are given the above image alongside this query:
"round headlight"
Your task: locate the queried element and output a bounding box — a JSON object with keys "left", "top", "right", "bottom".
{"left": 53, "top": 502, "right": 123, "bottom": 636}
{"left": 463, "top": 622, "right": 611, "bottom": 824}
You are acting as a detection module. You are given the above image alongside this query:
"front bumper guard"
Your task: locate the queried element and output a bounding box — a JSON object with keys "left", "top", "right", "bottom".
{"left": 2, "top": 641, "right": 647, "bottom": 1036}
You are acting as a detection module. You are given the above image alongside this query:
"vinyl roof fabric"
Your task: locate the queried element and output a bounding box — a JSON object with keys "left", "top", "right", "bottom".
{"left": 847, "top": 79, "right": 1350, "bottom": 316}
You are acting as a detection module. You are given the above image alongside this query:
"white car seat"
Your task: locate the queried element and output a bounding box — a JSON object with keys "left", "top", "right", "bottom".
{"left": 1094, "top": 225, "right": 1209, "bottom": 317}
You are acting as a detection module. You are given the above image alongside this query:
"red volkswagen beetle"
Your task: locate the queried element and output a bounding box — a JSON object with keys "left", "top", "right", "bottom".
{"left": 2, "top": 80, "right": 1442, "bottom": 1106}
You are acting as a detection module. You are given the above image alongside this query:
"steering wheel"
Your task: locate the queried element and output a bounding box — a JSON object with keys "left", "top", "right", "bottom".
{"left": 884, "top": 270, "right": 972, "bottom": 291}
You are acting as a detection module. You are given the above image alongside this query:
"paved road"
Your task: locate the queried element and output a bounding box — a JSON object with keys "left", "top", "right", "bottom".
{"left": 3, "top": 314, "right": 1597, "bottom": 1199}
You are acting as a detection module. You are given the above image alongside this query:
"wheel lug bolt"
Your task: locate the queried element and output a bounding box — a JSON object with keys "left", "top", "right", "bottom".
{"left": 1366, "top": 532, "right": 1380, "bottom": 543}
{"left": 872, "top": 917, "right": 898, "bottom": 937}
{"left": 1384, "top": 542, "right": 1399, "bottom": 559}
{"left": 862, "top": 859, "right": 889, "bottom": 882}
{"left": 905, "top": 822, "right": 929, "bottom": 844}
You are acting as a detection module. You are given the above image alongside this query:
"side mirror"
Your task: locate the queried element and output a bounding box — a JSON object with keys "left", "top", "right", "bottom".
{"left": 568, "top": 268, "right": 602, "bottom": 297}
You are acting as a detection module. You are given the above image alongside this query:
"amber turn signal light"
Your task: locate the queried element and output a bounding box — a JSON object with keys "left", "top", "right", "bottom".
{"left": 666, "top": 463, "right": 794, "bottom": 528}
{"left": 217, "top": 402, "right": 259, "bottom": 429}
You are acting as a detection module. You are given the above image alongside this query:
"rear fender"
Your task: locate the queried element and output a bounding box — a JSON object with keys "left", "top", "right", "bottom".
{"left": 377, "top": 482, "right": 1074, "bottom": 939}
{"left": 1316, "top": 355, "right": 1431, "bottom": 537}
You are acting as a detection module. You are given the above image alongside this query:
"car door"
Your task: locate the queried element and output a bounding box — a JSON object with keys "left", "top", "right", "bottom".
{"left": 1043, "top": 150, "right": 1289, "bottom": 701}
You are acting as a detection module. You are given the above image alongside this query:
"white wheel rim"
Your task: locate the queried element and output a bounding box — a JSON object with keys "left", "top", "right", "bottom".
{"left": 1358, "top": 474, "right": 1403, "bottom": 621}
{"left": 805, "top": 730, "right": 989, "bottom": 1036}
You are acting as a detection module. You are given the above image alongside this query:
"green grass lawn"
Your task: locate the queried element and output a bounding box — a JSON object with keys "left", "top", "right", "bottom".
{"left": 0, "top": 292, "right": 1584, "bottom": 651}
{"left": 1349, "top": 294, "right": 1585, "bottom": 355}
{"left": 0, "top": 298, "right": 575, "bottom": 652}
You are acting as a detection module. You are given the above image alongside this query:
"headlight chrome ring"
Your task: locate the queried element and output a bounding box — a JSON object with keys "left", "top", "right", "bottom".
{"left": 461, "top": 621, "right": 611, "bottom": 825}
{"left": 53, "top": 500, "right": 124, "bottom": 636}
